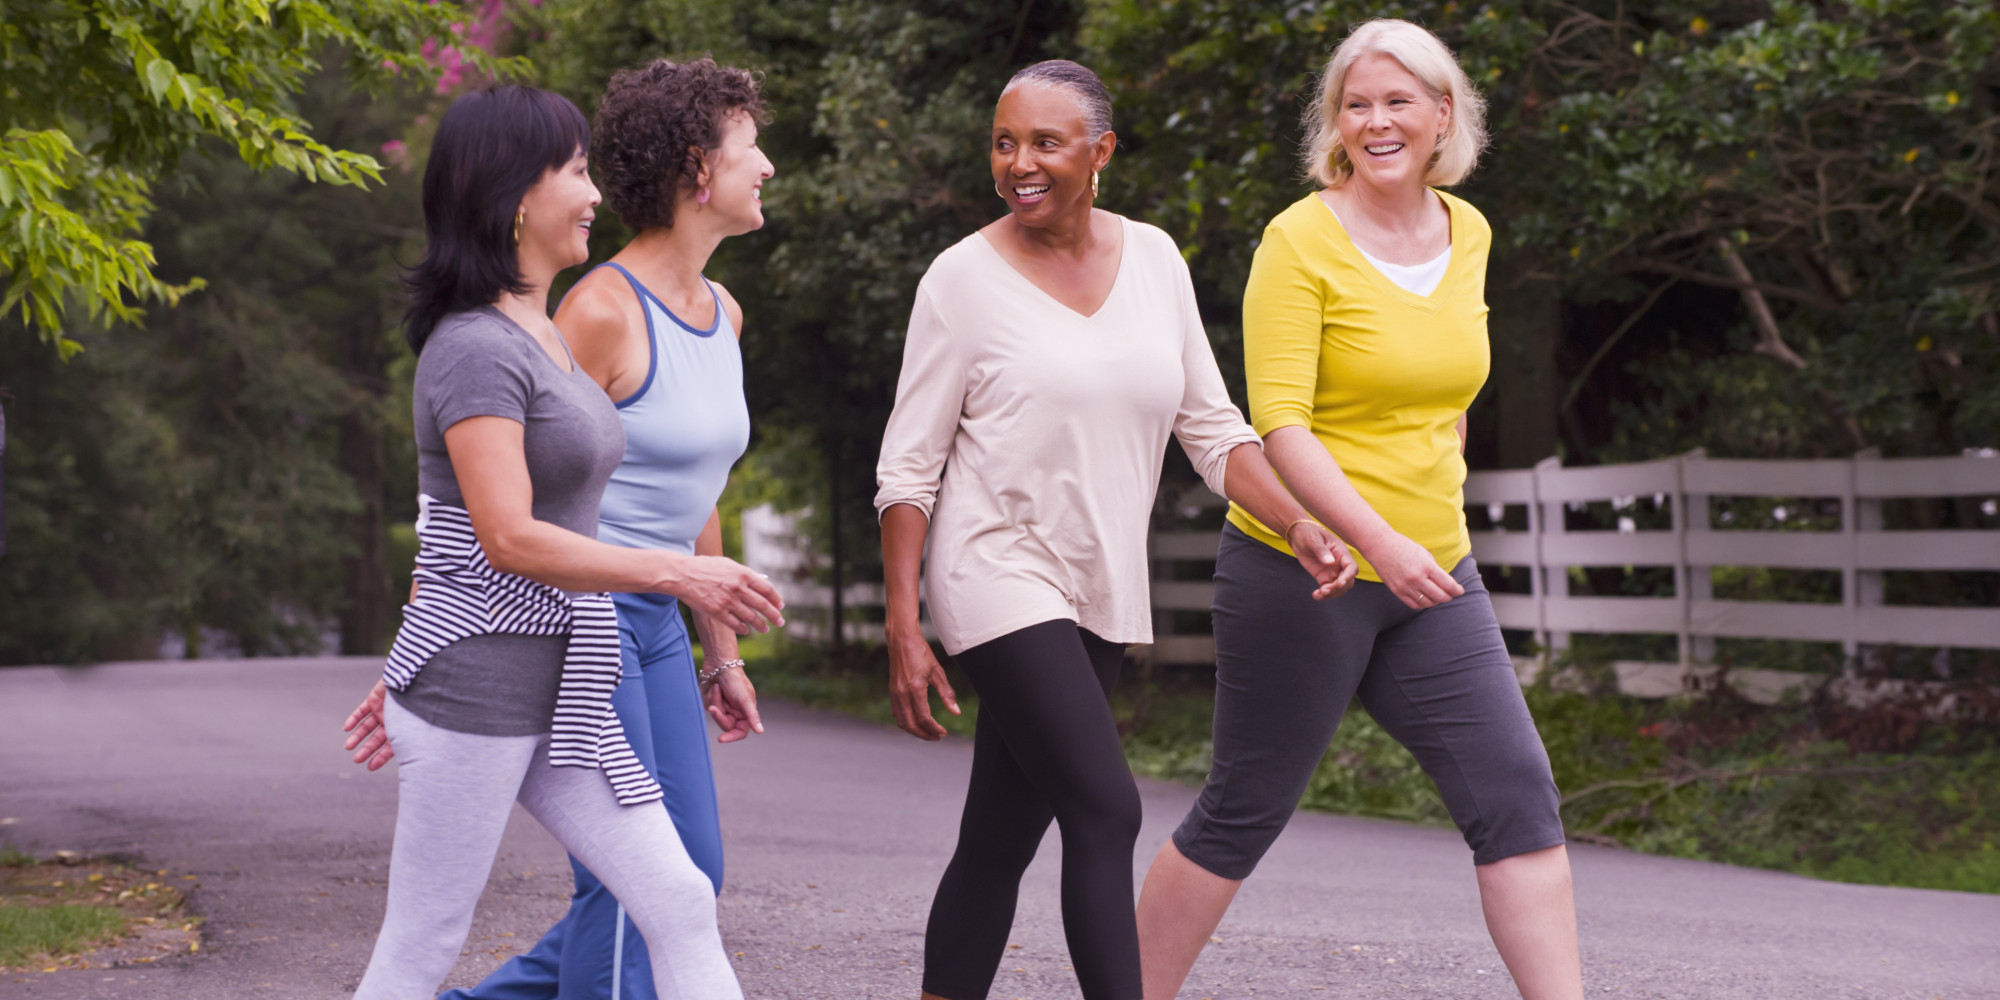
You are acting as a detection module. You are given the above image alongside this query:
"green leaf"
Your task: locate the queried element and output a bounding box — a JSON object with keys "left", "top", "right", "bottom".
{"left": 144, "top": 57, "right": 177, "bottom": 100}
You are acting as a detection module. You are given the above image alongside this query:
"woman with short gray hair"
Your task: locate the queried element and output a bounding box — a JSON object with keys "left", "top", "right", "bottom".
{"left": 875, "top": 58, "right": 1355, "bottom": 1000}
{"left": 1134, "top": 19, "right": 1583, "bottom": 1000}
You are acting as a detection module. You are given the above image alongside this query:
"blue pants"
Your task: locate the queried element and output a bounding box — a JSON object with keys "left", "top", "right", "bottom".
{"left": 442, "top": 591, "right": 724, "bottom": 1000}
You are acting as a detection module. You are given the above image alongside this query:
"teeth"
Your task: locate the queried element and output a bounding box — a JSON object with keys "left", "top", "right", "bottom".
{"left": 1366, "top": 143, "right": 1404, "bottom": 155}
{"left": 1015, "top": 185, "right": 1050, "bottom": 197}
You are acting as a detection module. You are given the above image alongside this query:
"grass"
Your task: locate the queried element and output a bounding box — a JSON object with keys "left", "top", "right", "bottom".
{"left": 0, "top": 855, "right": 197, "bottom": 971}
{"left": 0, "top": 902, "right": 128, "bottom": 968}
{"left": 740, "top": 634, "right": 2000, "bottom": 895}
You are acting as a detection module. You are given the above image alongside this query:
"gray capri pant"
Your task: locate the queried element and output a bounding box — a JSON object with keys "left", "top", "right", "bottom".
{"left": 1172, "top": 523, "right": 1565, "bottom": 877}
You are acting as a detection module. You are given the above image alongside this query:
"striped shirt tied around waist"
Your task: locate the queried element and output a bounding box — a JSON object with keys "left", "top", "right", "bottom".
{"left": 383, "top": 495, "right": 663, "bottom": 806}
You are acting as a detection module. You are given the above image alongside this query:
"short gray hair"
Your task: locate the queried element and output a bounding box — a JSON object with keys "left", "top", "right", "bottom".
{"left": 1000, "top": 59, "right": 1113, "bottom": 141}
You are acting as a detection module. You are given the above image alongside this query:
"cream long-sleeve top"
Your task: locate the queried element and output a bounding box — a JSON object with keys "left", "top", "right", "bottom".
{"left": 874, "top": 216, "right": 1262, "bottom": 655}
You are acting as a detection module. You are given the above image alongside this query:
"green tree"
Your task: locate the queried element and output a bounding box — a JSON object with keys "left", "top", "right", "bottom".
{"left": 0, "top": 0, "right": 517, "bottom": 355}
{"left": 0, "top": 54, "right": 432, "bottom": 663}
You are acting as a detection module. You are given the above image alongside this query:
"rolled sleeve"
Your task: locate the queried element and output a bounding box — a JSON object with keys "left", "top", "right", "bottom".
{"left": 1242, "top": 226, "right": 1324, "bottom": 437}
{"left": 1169, "top": 254, "right": 1262, "bottom": 498}
{"left": 873, "top": 284, "right": 966, "bottom": 521}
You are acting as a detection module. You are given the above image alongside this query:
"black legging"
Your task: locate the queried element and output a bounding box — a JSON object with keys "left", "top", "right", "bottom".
{"left": 922, "top": 619, "right": 1142, "bottom": 1000}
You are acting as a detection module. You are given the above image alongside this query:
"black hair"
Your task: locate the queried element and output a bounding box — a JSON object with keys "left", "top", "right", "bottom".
{"left": 403, "top": 85, "right": 591, "bottom": 353}
{"left": 1002, "top": 59, "right": 1114, "bottom": 140}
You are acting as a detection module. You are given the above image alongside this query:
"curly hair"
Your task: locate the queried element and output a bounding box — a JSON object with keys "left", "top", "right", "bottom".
{"left": 591, "top": 57, "right": 770, "bottom": 232}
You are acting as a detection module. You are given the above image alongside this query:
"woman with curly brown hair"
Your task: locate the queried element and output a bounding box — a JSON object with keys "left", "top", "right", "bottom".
{"left": 436, "top": 57, "right": 775, "bottom": 1000}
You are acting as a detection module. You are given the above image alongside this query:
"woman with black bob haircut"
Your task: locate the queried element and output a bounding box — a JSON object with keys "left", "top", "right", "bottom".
{"left": 342, "top": 84, "right": 780, "bottom": 1000}
{"left": 438, "top": 56, "right": 775, "bottom": 1000}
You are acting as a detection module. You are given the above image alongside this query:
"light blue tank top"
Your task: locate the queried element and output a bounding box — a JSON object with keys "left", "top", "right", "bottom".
{"left": 587, "top": 263, "right": 751, "bottom": 554}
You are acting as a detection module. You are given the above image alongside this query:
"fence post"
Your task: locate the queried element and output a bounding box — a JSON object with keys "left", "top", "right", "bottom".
{"left": 1673, "top": 449, "right": 1695, "bottom": 666}
{"left": 1849, "top": 447, "right": 1883, "bottom": 675}
{"left": 1680, "top": 448, "right": 1713, "bottom": 666}
{"left": 1532, "top": 455, "right": 1565, "bottom": 659}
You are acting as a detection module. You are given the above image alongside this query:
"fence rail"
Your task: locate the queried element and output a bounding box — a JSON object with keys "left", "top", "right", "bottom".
{"left": 747, "top": 450, "right": 2000, "bottom": 674}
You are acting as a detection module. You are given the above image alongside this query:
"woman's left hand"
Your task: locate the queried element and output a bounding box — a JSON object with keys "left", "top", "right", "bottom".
{"left": 704, "top": 665, "right": 764, "bottom": 743}
{"left": 1287, "top": 521, "right": 1359, "bottom": 600}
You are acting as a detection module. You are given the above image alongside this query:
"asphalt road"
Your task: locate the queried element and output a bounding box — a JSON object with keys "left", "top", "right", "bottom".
{"left": 1, "top": 657, "right": 1995, "bottom": 1000}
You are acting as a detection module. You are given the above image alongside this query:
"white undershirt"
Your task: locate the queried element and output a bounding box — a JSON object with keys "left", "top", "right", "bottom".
{"left": 1327, "top": 202, "right": 1452, "bottom": 297}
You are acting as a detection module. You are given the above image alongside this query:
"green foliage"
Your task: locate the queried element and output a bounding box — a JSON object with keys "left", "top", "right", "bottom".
{"left": 0, "top": 55, "right": 429, "bottom": 663}
{"left": 0, "top": 0, "right": 520, "bottom": 353}
{"left": 0, "top": 901, "right": 126, "bottom": 967}
{"left": 1083, "top": 0, "right": 2000, "bottom": 461}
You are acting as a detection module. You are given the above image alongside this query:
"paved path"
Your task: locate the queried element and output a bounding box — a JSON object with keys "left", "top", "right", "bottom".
{"left": 1, "top": 657, "right": 1995, "bottom": 1000}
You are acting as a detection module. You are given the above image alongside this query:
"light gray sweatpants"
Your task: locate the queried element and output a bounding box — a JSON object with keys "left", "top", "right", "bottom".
{"left": 353, "top": 698, "right": 741, "bottom": 1000}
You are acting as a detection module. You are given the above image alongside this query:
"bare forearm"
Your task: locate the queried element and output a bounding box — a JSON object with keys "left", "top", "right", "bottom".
{"left": 1262, "top": 425, "right": 1400, "bottom": 554}
{"left": 690, "top": 510, "right": 737, "bottom": 659}
{"left": 1219, "top": 441, "right": 1317, "bottom": 539}
{"left": 482, "top": 519, "right": 685, "bottom": 595}
{"left": 880, "top": 503, "right": 930, "bottom": 637}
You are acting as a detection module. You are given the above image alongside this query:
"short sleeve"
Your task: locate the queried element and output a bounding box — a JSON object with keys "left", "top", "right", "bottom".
{"left": 873, "top": 284, "right": 968, "bottom": 521}
{"left": 418, "top": 321, "right": 534, "bottom": 434}
{"left": 1241, "top": 224, "right": 1325, "bottom": 436}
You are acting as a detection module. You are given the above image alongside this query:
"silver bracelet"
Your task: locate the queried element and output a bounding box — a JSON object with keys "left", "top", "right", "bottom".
{"left": 698, "top": 658, "right": 745, "bottom": 686}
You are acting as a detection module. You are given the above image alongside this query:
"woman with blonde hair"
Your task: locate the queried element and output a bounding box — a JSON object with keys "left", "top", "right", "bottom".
{"left": 1134, "top": 19, "right": 1584, "bottom": 1000}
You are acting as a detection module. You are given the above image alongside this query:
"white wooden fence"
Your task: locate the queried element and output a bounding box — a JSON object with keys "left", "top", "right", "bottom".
{"left": 747, "top": 450, "right": 2000, "bottom": 676}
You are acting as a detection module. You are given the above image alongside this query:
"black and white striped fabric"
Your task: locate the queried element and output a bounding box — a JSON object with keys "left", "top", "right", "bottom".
{"left": 383, "top": 495, "right": 662, "bottom": 806}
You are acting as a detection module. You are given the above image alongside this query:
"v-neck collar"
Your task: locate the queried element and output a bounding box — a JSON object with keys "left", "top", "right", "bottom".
{"left": 975, "top": 215, "right": 1130, "bottom": 321}
{"left": 1314, "top": 190, "right": 1461, "bottom": 314}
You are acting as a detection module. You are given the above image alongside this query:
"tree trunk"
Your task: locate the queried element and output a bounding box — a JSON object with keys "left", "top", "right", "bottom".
{"left": 337, "top": 313, "right": 389, "bottom": 656}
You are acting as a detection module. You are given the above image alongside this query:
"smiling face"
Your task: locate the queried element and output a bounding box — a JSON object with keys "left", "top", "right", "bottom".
{"left": 517, "top": 150, "right": 600, "bottom": 271}
{"left": 693, "top": 110, "right": 775, "bottom": 235}
{"left": 1337, "top": 52, "right": 1451, "bottom": 195}
{"left": 990, "top": 83, "right": 1114, "bottom": 230}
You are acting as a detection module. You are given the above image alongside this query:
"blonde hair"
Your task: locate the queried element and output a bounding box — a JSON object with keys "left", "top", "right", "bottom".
{"left": 1301, "top": 19, "right": 1487, "bottom": 189}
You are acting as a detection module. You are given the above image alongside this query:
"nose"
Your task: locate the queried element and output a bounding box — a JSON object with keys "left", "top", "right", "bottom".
{"left": 1010, "top": 145, "right": 1036, "bottom": 176}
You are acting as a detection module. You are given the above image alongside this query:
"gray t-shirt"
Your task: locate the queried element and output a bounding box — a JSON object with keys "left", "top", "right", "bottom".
{"left": 393, "top": 307, "right": 626, "bottom": 736}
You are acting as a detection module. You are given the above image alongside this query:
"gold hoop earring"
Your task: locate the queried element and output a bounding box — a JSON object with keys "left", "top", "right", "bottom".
{"left": 1091, "top": 170, "right": 1099, "bottom": 199}
{"left": 512, "top": 210, "right": 524, "bottom": 246}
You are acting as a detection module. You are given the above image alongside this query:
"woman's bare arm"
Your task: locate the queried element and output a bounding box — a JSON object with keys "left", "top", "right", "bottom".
{"left": 445, "top": 416, "right": 784, "bottom": 632}
{"left": 1217, "top": 441, "right": 1357, "bottom": 599}
{"left": 1263, "top": 424, "right": 1462, "bottom": 609}
{"left": 881, "top": 502, "right": 959, "bottom": 740}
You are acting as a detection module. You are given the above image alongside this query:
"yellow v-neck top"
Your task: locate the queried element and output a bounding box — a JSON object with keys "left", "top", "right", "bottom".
{"left": 1226, "top": 190, "right": 1491, "bottom": 582}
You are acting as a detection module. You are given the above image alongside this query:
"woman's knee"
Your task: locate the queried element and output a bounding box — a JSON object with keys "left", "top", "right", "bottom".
{"left": 1454, "top": 745, "right": 1564, "bottom": 865}
{"left": 1058, "top": 776, "right": 1142, "bottom": 852}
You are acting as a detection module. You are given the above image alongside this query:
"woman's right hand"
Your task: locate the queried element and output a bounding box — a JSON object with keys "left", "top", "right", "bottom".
{"left": 1364, "top": 530, "right": 1464, "bottom": 611}
{"left": 672, "top": 556, "right": 786, "bottom": 635}
{"left": 887, "top": 624, "right": 960, "bottom": 742}
{"left": 343, "top": 680, "right": 395, "bottom": 771}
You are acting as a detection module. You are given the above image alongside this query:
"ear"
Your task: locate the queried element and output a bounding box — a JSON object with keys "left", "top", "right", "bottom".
{"left": 687, "top": 145, "right": 712, "bottom": 193}
{"left": 1436, "top": 94, "right": 1453, "bottom": 135}
{"left": 1092, "top": 130, "right": 1117, "bottom": 172}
